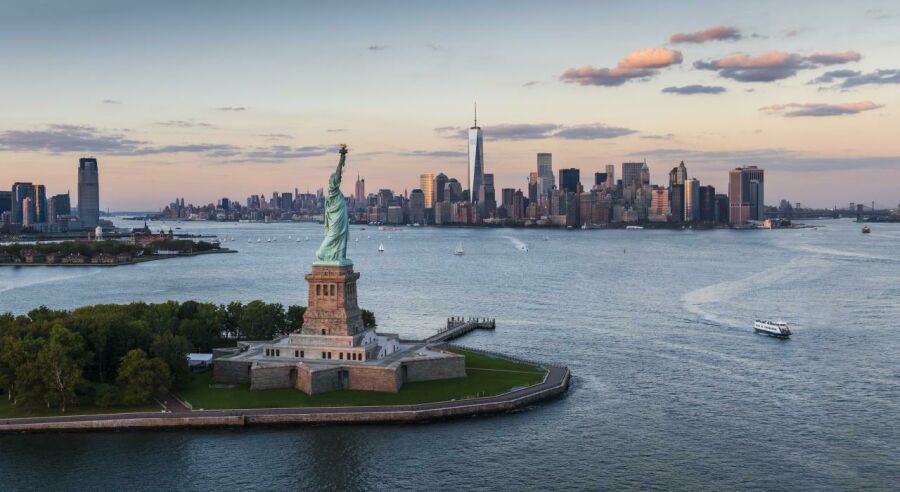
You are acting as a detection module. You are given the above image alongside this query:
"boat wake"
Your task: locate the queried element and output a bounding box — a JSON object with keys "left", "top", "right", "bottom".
{"left": 681, "top": 256, "right": 828, "bottom": 329}
{"left": 783, "top": 244, "right": 898, "bottom": 263}
{"left": 502, "top": 235, "right": 528, "bottom": 251}
{"left": 0, "top": 269, "right": 102, "bottom": 295}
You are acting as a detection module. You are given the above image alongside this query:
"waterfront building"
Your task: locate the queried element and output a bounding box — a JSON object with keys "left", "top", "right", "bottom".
{"left": 444, "top": 178, "right": 462, "bottom": 203}
{"left": 434, "top": 201, "right": 452, "bottom": 225}
{"left": 668, "top": 161, "right": 687, "bottom": 216}
{"left": 537, "top": 153, "right": 554, "bottom": 198}
{"left": 21, "top": 197, "right": 33, "bottom": 228}
{"left": 408, "top": 189, "right": 425, "bottom": 224}
{"left": 433, "top": 173, "right": 448, "bottom": 205}
{"left": 468, "top": 107, "right": 484, "bottom": 203}
{"left": 640, "top": 162, "right": 650, "bottom": 187}
{"left": 684, "top": 178, "right": 700, "bottom": 222}
{"left": 699, "top": 185, "right": 716, "bottom": 223}
{"left": 478, "top": 173, "right": 497, "bottom": 218}
{"left": 35, "top": 184, "right": 47, "bottom": 223}
{"left": 0, "top": 190, "right": 11, "bottom": 217}
{"left": 11, "top": 182, "right": 35, "bottom": 225}
{"left": 729, "top": 166, "right": 765, "bottom": 224}
{"left": 650, "top": 187, "right": 670, "bottom": 221}
{"left": 559, "top": 168, "right": 580, "bottom": 194}
{"left": 419, "top": 174, "right": 434, "bottom": 209}
{"left": 281, "top": 192, "right": 293, "bottom": 211}
{"left": 78, "top": 157, "right": 100, "bottom": 229}
{"left": 594, "top": 172, "right": 607, "bottom": 189}
{"left": 670, "top": 184, "right": 684, "bottom": 223}
{"left": 48, "top": 193, "right": 71, "bottom": 225}
{"left": 715, "top": 194, "right": 729, "bottom": 224}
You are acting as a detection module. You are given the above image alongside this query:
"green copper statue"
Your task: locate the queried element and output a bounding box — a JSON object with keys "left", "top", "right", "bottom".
{"left": 315, "top": 144, "right": 351, "bottom": 265}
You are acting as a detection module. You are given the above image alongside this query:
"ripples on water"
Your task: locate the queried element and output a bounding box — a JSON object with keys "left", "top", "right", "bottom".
{"left": 1, "top": 218, "right": 899, "bottom": 490}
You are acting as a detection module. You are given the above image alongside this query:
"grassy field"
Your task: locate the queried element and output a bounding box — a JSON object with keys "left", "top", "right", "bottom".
{"left": 0, "top": 398, "right": 159, "bottom": 419}
{"left": 176, "top": 349, "right": 545, "bottom": 410}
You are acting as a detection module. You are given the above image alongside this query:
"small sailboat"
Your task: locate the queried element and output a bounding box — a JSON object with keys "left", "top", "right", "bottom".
{"left": 355, "top": 237, "right": 359, "bottom": 242}
{"left": 247, "top": 239, "right": 252, "bottom": 244}
{"left": 543, "top": 236, "right": 549, "bottom": 241}
{"left": 257, "top": 237, "right": 261, "bottom": 243}
{"left": 378, "top": 243, "right": 385, "bottom": 253}
{"left": 296, "top": 238, "right": 301, "bottom": 242}
{"left": 454, "top": 242, "right": 465, "bottom": 256}
{"left": 288, "top": 235, "right": 292, "bottom": 239}
{"left": 305, "top": 236, "right": 310, "bottom": 241}
{"left": 367, "top": 235, "right": 371, "bottom": 239}
{"left": 266, "top": 237, "right": 272, "bottom": 243}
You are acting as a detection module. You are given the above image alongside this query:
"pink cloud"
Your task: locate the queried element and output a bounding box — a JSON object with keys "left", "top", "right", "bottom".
{"left": 619, "top": 48, "right": 684, "bottom": 69}
{"left": 806, "top": 51, "right": 862, "bottom": 65}
{"left": 695, "top": 50, "right": 862, "bottom": 82}
{"left": 561, "top": 47, "right": 682, "bottom": 86}
{"left": 670, "top": 26, "right": 742, "bottom": 44}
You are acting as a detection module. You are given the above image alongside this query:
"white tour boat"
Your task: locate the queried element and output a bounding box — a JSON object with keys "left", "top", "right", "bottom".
{"left": 754, "top": 319, "right": 792, "bottom": 338}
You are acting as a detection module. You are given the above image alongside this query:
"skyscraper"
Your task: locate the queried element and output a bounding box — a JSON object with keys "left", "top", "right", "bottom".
{"left": 0, "top": 191, "right": 11, "bottom": 217}
{"left": 35, "top": 184, "right": 47, "bottom": 223}
{"left": 537, "top": 153, "right": 554, "bottom": 198}
{"left": 527, "top": 172, "right": 539, "bottom": 202}
{"left": 594, "top": 172, "right": 607, "bottom": 188}
{"left": 433, "top": 173, "right": 448, "bottom": 204}
{"left": 78, "top": 157, "right": 100, "bottom": 228}
{"left": 21, "top": 197, "right": 33, "bottom": 228}
{"left": 408, "top": 189, "right": 425, "bottom": 224}
{"left": 728, "top": 166, "right": 765, "bottom": 224}
{"left": 605, "top": 164, "right": 615, "bottom": 190}
{"left": 419, "top": 173, "right": 434, "bottom": 209}
{"left": 684, "top": 178, "right": 700, "bottom": 222}
{"left": 11, "top": 182, "right": 34, "bottom": 225}
{"left": 559, "top": 168, "right": 580, "bottom": 194}
{"left": 355, "top": 174, "right": 365, "bottom": 205}
{"left": 468, "top": 104, "right": 484, "bottom": 203}
{"left": 621, "top": 162, "right": 644, "bottom": 190}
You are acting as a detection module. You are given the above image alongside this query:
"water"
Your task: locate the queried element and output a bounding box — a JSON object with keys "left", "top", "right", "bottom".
{"left": 1, "top": 219, "right": 899, "bottom": 490}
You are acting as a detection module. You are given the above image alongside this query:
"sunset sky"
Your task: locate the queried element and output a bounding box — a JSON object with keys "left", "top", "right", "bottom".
{"left": 1, "top": 0, "right": 899, "bottom": 210}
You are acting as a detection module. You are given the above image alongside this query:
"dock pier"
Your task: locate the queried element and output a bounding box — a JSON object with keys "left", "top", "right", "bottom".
{"left": 424, "top": 317, "right": 496, "bottom": 343}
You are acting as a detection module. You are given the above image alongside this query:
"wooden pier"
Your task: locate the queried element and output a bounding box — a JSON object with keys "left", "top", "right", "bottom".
{"left": 424, "top": 317, "right": 496, "bottom": 343}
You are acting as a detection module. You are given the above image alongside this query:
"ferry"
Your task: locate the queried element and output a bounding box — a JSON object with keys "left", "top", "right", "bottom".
{"left": 754, "top": 319, "right": 792, "bottom": 338}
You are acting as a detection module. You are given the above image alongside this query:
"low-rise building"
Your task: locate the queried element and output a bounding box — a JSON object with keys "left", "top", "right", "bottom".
{"left": 61, "top": 253, "right": 87, "bottom": 264}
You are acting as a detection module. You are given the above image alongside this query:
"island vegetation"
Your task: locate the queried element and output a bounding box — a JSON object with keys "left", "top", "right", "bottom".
{"left": 0, "top": 301, "right": 376, "bottom": 417}
{"left": 0, "top": 238, "right": 224, "bottom": 266}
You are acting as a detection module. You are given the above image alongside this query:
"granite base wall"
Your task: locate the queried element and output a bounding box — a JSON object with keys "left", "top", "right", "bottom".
{"left": 250, "top": 365, "right": 295, "bottom": 390}
{"left": 346, "top": 365, "right": 400, "bottom": 393}
{"left": 213, "top": 360, "right": 252, "bottom": 385}
{"left": 296, "top": 365, "right": 344, "bottom": 395}
{"left": 402, "top": 354, "right": 466, "bottom": 383}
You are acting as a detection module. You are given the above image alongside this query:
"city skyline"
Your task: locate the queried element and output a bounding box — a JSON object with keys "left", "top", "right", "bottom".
{"left": 2, "top": 1, "right": 900, "bottom": 209}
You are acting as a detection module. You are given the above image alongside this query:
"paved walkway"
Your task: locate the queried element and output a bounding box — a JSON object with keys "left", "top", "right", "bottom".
{"left": 0, "top": 364, "right": 569, "bottom": 431}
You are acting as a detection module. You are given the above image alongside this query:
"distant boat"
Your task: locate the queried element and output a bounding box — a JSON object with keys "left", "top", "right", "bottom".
{"left": 626, "top": 225, "right": 644, "bottom": 230}
{"left": 378, "top": 243, "right": 385, "bottom": 253}
{"left": 543, "top": 236, "right": 549, "bottom": 241}
{"left": 519, "top": 245, "right": 528, "bottom": 253}
{"left": 454, "top": 242, "right": 465, "bottom": 256}
{"left": 862, "top": 226, "right": 871, "bottom": 234}
{"left": 266, "top": 237, "right": 271, "bottom": 243}
{"left": 355, "top": 237, "right": 359, "bottom": 242}
{"left": 247, "top": 239, "right": 252, "bottom": 244}
{"left": 296, "top": 238, "right": 301, "bottom": 242}
{"left": 367, "top": 235, "right": 371, "bottom": 239}
{"left": 305, "top": 236, "right": 310, "bottom": 241}
{"left": 257, "top": 237, "right": 261, "bottom": 243}
{"left": 288, "top": 235, "right": 292, "bottom": 239}
{"left": 388, "top": 235, "right": 392, "bottom": 239}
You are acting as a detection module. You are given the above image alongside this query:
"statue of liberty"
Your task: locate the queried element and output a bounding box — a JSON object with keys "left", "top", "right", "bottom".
{"left": 315, "top": 145, "right": 351, "bottom": 265}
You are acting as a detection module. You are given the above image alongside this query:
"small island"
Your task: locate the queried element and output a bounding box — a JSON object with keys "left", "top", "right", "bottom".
{"left": 0, "top": 234, "right": 234, "bottom": 267}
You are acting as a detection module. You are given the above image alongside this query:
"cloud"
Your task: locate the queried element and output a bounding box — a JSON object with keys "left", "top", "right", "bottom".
{"left": 785, "top": 30, "right": 799, "bottom": 38}
{"left": 427, "top": 43, "right": 447, "bottom": 52}
{"left": 435, "top": 122, "right": 637, "bottom": 140}
{"left": 523, "top": 80, "right": 542, "bottom": 87}
{"left": 806, "top": 51, "right": 862, "bottom": 65}
{"left": 629, "top": 147, "right": 900, "bottom": 173}
{"left": 157, "top": 120, "right": 214, "bottom": 128}
{"left": 670, "top": 26, "right": 742, "bottom": 44}
{"left": 812, "top": 68, "right": 900, "bottom": 89}
{"left": 368, "top": 45, "right": 386, "bottom": 51}
{"left": 760, "top": 101, "right": 883, "bottom": 117}
{"left": 640, "top": 133, "right": 675, "bottom": 140}
{"left": 694, "top": 50, "right": 861, "bottom": 82}
{"left": 215, "top": 106, "right": 247, "bottom": 111}
{"left": 808, "top": 69, "right": 862, "bottom": 84}
{"left": 257, "top": 133, "right": 292, "bottom": 140}
{"left": 398, "top": 150, "right": 466, "bottom": 158}
{"left": 0, "top": 124, "right": 336, "bottom": 163}
{"left": 662, "top": 85, "right": 727, "bottom": 95}
{"left": 619, "top": 48, "right": 683, "bottom": 69}
{"left": 561, "top": 47, "right": 682, "bottom": 86}
{"left": 866, "top": 8, "right": 892, "bottom": 20}
{"left": 326, "top": 128, "right": 347, "bottom": 133}
{"left": 101, "top": 99, "right": 122, "bottom": 105}
{"left": 553, "top": 123, "right": 637, "bottom": 140}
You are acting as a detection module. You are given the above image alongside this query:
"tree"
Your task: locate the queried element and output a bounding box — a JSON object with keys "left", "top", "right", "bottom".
{"left": 239, "top": 300, "right": 286, "bottom": 340}
{"left": 116, "top": 349, "right": 172, "bottom": 406}
{"left": 150, "top": 332, "right": 192, "bottom": 386}
{"left": 361, "top": 309, "right": 377, "bottom": 328}
{"left": 287, "top": 305, "right": 306, "bottom": 332}
{"left": 0, "top": 335, "right": 25, "bottom": 402}
{"left": 37, "top": 325, "right": 88, "bottom": 413}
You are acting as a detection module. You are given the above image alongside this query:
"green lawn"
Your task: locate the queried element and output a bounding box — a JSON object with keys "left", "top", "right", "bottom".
{"left": 176, "top": 349, "right": 545, "bottom": 410}
{"left": 0, "top": 398, "right": 159, "bottom": 419}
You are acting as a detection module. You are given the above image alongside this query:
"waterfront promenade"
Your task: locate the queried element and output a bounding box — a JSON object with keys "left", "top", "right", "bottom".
{"left": 0, "top": 353, "right": 569, "bottom": 433}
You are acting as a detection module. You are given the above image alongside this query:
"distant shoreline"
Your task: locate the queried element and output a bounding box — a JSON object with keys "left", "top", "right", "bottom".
{"left": 0, "top": 248, "right": 236, "bottom": 267}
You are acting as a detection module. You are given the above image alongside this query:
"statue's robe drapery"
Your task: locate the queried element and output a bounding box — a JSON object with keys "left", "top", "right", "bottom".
{"left": 315, "top": 151, "right": 350, "bottom": 264}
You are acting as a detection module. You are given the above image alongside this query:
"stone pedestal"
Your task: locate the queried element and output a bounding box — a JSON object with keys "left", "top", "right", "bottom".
{"left": 301, "top": 263, "right": 363, "bottom": 337}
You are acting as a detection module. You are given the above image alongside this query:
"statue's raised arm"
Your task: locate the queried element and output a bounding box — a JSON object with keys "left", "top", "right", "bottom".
{"left": 316, "top": 145, "right": 351, "bottom": 265}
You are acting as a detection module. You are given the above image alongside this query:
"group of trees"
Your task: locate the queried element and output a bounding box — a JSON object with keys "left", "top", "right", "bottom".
{"left": 0, "top": 239, "right": 220, "bottom": 261}
{"left": 0, "top": 301, "right": 376, "bottom": 412}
